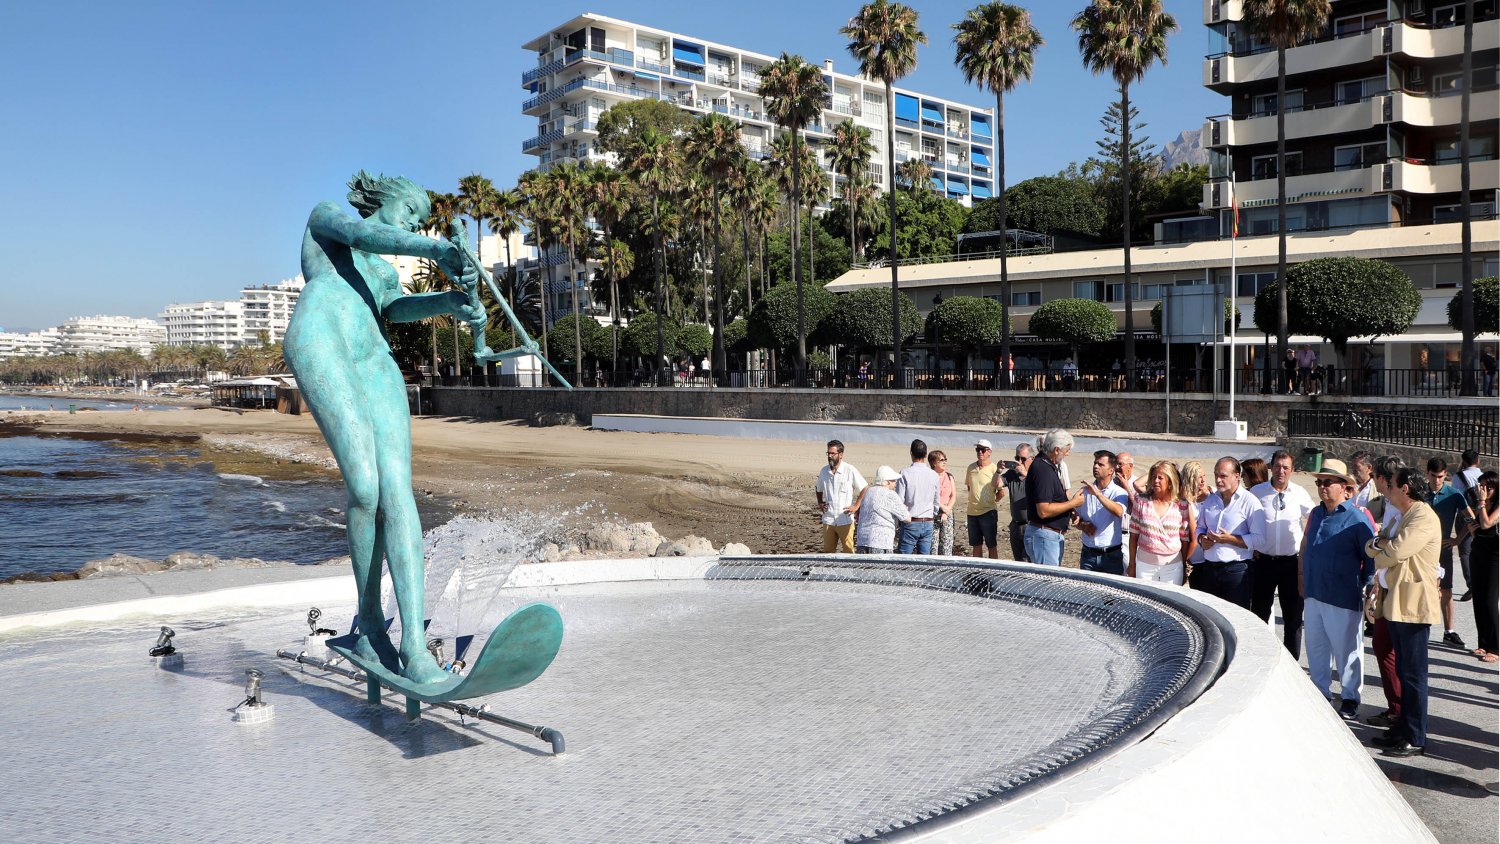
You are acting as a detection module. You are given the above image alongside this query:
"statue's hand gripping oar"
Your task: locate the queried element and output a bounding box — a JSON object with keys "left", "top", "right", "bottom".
{"left": 446, "top": 221, "right": 573, "bottom": 390}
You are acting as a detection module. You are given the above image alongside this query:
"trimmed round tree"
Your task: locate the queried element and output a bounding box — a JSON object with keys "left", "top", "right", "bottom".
{"left": 926, "top": 295, "right": 1012, "bottom": 369}
{"left": 677, "top": 323, "right": 713, "bottom": 360}
{"left": 1027, "top": 297, "right": 1116, "bottom": 361}
{"left": 748, "top": 279, "right": 836, "bottom": 352}
{"left": 822, "top": 287, "right": 922, "bottom": 356}
{"left": 545, "top": 315, "right": 608, "bottom": 367}
{"left": 1448, "top": 276, "right": 1499, "bottom": 335}
{"left": 1253, "top": 257, "right": 1420, "bottom": 362}
{"left": 622, "top": 312, "right": 679, "bottom": 365}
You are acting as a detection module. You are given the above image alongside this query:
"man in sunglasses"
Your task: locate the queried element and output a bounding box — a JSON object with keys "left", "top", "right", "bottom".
{"left": 1250, "top": 450, "right": 1315, "bottom": 657}
{"left": 965, "top": 439, "right": 1003, "bottom": 559}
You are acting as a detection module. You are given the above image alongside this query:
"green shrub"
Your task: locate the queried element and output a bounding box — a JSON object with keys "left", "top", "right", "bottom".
{"left": 1027, "top": 298, "right": 1117, "bottom": 352}
{"left": 821, "top": 287, "right": 923, "bottom": 349}
{"left": 1254, "top": 257, "right": 1419, "bottom": 356}
{"left": 926, "top": 295, "right": 1012, "bottom": 350}
{"left": 1448, "top": 277, "right": 1499, "bottom": 334}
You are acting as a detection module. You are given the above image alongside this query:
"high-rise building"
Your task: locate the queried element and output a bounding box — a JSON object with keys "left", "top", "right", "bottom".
{"left": 54, "top": 316, "right": 166, "bottom": 356}
{"left": 159, "top": 300, "right": 245, "bottom": 349}
{"left": 239, "top": 276, "right": 305, "bottom": 345}
{"left": 519, "top": 13, "right": 996, "bottom": 324}
{"left": 522, "top": 13, "right": 995, "bottom": 201}
{"left": 1202, "top": 0, "right": 1498, "bottom": 235}
{"left": 0, "top": 328, "right": 60, "bottom": 358}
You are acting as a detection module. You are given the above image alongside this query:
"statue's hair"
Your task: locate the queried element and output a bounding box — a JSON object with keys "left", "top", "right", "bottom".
{"left": 346, "top": 170, "right": 425, "bottom": 218}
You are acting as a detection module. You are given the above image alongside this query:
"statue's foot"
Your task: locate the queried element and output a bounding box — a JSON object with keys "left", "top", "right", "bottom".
{"left": 352, "top": 632, "right": 401, "bottom": 672}
{"left": 399, "top": 648, "right": 450, "bottom": 685}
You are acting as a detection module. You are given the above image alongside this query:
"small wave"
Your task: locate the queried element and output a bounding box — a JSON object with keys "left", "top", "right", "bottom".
{"left": 217, "top": 473, "right": 264, "bottom": 485}
{"left": 264, "top": 500, "right": 288, "bottom": 513}
{"left": 0, "top": 469, "right": 44, "bottom": 477}
{"left": 301, "top": 513, "right": 347, "bottom": 530}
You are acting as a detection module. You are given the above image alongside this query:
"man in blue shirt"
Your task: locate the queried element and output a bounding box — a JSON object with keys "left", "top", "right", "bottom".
{"left": 1077, "top": 450, "right": 1130, "bottom": 575}
{"left": 1426, "top": 458, "right": 1468, "bottom": 649}
{"left": 1302, "top": 458, "right": 1376, "bottom": 721}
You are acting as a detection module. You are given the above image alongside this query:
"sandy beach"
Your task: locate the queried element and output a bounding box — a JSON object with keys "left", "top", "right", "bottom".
{"left": 3, "top": 406, "right": 1300, "bottom": 561}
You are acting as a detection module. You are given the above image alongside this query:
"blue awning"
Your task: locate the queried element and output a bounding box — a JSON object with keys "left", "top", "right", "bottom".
{"left": 920, "top": 102, "right": 944, "bottom": 123}
{"left": 929, "top": 175, "right": 944, "bottom": 190}
{"left": 895, "top": 93, "right": 919, "bottom": 122}
{"left": 948, "top": 177, "right": 968, "bottom": 191}
{"left": 634, "top": 71, "right": 658, "bottom": 80}
{"left": 972, "top": 114, "right": 992, "bottom": 137}
{"left": 971, "top": 182, "right": 992, "bottom": 198}
{"left": 972, "top": 148, "right": 991, "bottom": 166}
{"left": 672, "top": 40, "right": 704, "bottom": 65}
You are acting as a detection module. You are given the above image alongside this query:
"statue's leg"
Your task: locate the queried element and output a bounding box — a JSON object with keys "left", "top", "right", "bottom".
{"left": 294, "top": 357, "right": 397, "bottom": 669}
{"left": 368, "top": 364, "right": 447, "bottom": 685}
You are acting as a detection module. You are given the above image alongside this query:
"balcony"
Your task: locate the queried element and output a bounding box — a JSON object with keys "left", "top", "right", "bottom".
{"left": 1204, "top": 96, "right": 1379, "bottom": 147}
{"left": 1204, "top": 27, "right": 1380, "bottom": 90}
{"left": 1377, "top": 157, "right": 1500, "bottom": 194}
{"left": 1386, "top": 18, "right": 1500, "bottom": 59}
{"left": 1379, "top": 87, "right": 1500, "bottom": 128}
{"left": 1204, "top": 0, "right": 1243, "bottom": 24}
{"left": 945, "top": 126, "right": 970, "bottom": 140}
{"left": 521, "top": 128, "right": 565, "bottom": 152}
{"left": 522, "top": 58, "right": 566, "bottom": 86}
{"left": 1202, "top": 163, "right": 1376, "bottom": 209}
{"left": 564, "top": 47, "right": 636, "bottom": 70}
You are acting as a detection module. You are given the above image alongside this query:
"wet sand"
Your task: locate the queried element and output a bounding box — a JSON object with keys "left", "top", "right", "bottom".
{"left": 6, "top": 407, "right": 1285, "bottom": 558}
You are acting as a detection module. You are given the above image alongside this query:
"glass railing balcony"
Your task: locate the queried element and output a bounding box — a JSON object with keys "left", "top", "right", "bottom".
{"left": 521, "top": 128, "right": 565, "bottom": 152}
{"left": 522, "top": 58, "right": 566, "bottom": 85}
{"left": 565, "top": 47, "right": 635, "bottom": 69}
{"left": 895, "top": 116, "right": 920, "bottom": 129}
{"left": 672, "top": 64, "right": 706, "bottom": 81}
{"left": 946, "top": 127, "right": 969, "bottom": 139}
{"left": 636, "top": 58, "right": 671, "bottom": 74}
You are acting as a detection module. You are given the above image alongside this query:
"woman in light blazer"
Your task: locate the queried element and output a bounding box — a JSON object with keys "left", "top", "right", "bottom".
{"left": 1364, "top": 467, "right": 1441, "bottom": 757}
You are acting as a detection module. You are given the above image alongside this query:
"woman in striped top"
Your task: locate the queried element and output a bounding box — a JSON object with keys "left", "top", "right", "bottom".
{"left": 1130, "top": 460, "right": 1198, "bottom": 585}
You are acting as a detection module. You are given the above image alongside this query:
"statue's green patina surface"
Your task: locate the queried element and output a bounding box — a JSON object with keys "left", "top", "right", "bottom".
{"left": 285, "top": 172, "right": 562, "bottom": 688}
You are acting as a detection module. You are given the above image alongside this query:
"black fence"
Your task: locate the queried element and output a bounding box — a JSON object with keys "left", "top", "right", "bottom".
{"left": 430, "top": 365, "right": 1495, "bottom": 399}
{"left": 1288, "top": 406, "right": 1500, "bottom": 457}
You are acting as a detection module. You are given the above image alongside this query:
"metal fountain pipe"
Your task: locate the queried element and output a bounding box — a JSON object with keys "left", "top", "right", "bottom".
{"left": 274, "top": 649, "right": 565, "bottom": 755}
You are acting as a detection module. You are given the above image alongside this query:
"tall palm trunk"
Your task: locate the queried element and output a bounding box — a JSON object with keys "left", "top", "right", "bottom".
{"left": 701, "top": 220, "right": 710, "bottom": 325}
{"left": 711, "top": 185, "right": 726, "bottom": 383}
{"left": 1459, "top": 0, "right": 1476, "bottom": 395}
{"left": 1274, "top": 47, "right": 1289, "bottom": 371}
{"left": 606, "top": 223, "right": 620, "bottom": 380}
{"left": 996, "top": 90, "right": 1011, "bottom": 389}
{"left": 1121, "top": 82, "right": 1136, "bottom": 385}
{"left": 792, "top": 128, "right": 806, "bottom": 381}
{"left": 847, "top": 168, "right": 857, "bottom": 263}
{"left": 653, "top": 195, "right": 666, "bottom": 387}
{"left": 540, "top": 251, "right": 553, "bottom": 362}
{"left": 886, "top": 83, "right": 901, "bottom": 376}
{"left": 567, "top": 231, "right": 582, "bottom": 384}
{"left": 741, "top": 212, "right": 754, "bottom": 311}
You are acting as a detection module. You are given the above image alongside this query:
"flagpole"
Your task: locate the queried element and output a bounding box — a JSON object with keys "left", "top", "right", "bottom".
{"left": 1228, "top": 177, "right": 1238, "bottom": 422}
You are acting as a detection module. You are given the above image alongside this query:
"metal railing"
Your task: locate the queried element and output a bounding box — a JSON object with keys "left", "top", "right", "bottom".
{"left": 522, "top": 58, "right": 566, "bottom": 84}
{"left": 1288, "top": 406, "right": 1499, "bottom": 456}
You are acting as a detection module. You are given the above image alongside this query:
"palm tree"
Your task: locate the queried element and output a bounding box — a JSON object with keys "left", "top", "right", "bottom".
{"left": 749, "top": 178, "right": 781, "bottom": 295}
{"left": 1240, "top": 0, "right": 1330, "bottom": 375}
{"left": 424, "top": 190, "right": 464, "bottom": 374}
{"left": 624, "top": 127, "right": 681, "bottom": 384}
{"left": 844, "top": 0, "right": 927, "bottom": 375}
{"left": 1072, "top": 0, "right": 1177, "bottom": 387}
{"left": 486, "top": 188, "right": 524, "bottom": 315}
{"left": 828, "top": 121, "right": 876, "bottom": 262}
{"left": 518, "top": 169, "right": 555, "bottom": 363}
{"left": 585, "top": 163, "right": 632, "bottom": 376}
{"left": 408, "top": 259, "right": 448, "bottom": 379}
{"left": 898, "top": 157, "right": 934, "bottom": 191}
{"left": 954, "top": 2, "right": 1043, "bottom": 389}
{"left": 727, "top": 156, "right": 767, "bottom": 313}
{"left": 457, "top": 173, "right": 499, "bottom": 269}
{"left": 686, "top": 113, "right": 744, "bottom": 383}
{"left": 760, "top": 52, "right": 828, "bottom": 380}
{"left": 545, "top": 161, "right": 590, "bottom": 383}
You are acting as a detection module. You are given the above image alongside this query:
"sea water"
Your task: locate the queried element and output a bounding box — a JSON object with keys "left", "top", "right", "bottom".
{"left": 0, "top": 434, "right": 450, "bottom": 579}
{"left": 0, "top": 394, "right": 184, "bottom": 412}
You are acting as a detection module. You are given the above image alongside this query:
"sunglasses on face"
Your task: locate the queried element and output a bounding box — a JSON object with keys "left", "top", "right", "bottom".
{"left": 1315, "top": 479, "right": 1344, "bottom": 488}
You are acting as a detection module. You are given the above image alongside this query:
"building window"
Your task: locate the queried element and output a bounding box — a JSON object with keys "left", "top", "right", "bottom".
{"left": 1335, "top": 76, "right": 1386, "bottom": 104}
{"left": 1105, "top": 282, "right": 1141, "bottom": 303}
{"left": 1333, "top": 11, "right": 1387, "bottom": 36}
{"left": 1251, "top": 89, "right": 1304, "bottom": 116}
{"left": 1434, "top": 66, "right": 1499, "bottom": 96}
{"left": 1433, "top": 1, "right": 1498, "bottom": 26}
{"left": 1011, "top": 290, "right": 1040, "bottom": 306}
{"left": 1333, "top": 142, "right": 1385, "bottom": 170}
{"left": 1073, "top": 280, "right": 1103, "bottom": 300}
{"left": 1434, "top": 135, "right": 1498, "bottom": 163}
{"left": 1250, "top": 151, "right": 1303, "bottom": 180}
{"left": 1234, "top": 272, "right": 1277, "bottom": 298}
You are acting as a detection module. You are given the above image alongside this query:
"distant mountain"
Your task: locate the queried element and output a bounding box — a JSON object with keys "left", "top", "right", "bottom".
{"left": 1161, "top": 129, "right": 1207, "bottom": 169}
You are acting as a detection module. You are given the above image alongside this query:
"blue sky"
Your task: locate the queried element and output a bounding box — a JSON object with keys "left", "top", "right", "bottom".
{"left": 0, "top": 0, "right": 1221, "bottom": 332}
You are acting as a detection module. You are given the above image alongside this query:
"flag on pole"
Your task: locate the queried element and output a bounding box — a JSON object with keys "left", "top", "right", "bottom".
{"left": 1231, "top": 188, "right": 1239, "bottom": 239}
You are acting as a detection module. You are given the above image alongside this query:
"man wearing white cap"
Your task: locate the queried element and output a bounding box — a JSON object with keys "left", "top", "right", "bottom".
{"left": 851, "top": 465, "right": 911, "bottom": 554}
{"left": 965, "top": 439, "right": 1003, "bottom": 559}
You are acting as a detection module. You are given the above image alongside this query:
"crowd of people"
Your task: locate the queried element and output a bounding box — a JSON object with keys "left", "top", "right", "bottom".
{"left": 815, "top": 435, "right": 1498, "bottom": 758}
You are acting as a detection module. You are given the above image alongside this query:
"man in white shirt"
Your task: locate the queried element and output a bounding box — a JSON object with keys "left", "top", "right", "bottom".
{"left": 815, "top": 439, "right": 866, "bottom": 554}
{"left": 1077, "top": 450, "right": 1130, "bottom": 575}
{"left": 1195, "top": 456, "right": 1265, "bottom": 610}
{"left": 1350, "top": 451, "right": 1377, "bottom": 510}
{"left": 1452, "top": 448, "right": 1483, "bottom": 601}
{"left": 1250, "top": 450, "right": 1316, "bottom": 657}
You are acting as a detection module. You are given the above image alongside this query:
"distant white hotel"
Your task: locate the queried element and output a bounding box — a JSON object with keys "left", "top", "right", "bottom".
{"left": 54, "top": 315, "right": 167, "bottom": 356}
{"left": 159, "top": 276, "right": 305, "bottom": 351}
{"left": 0, "top": 328, "right": 61, "bottom": 357}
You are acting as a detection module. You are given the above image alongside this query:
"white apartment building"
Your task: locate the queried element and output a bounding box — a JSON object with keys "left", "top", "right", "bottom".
{"left": 159, "top": 300, "right": 245, "bottom": 349}
{"left": 54, "top": 315, "right": 166, "bottom": 356}
{"left": 239, "top": 276, "right": 305, "bottom": 345}
{"left": 520, "top": 13, "right": 996, "bottom": 323}
{"left": 1202, "top": 0, "right": 1499, "bottom": 232}
{"left": 0, "top": 328, "right": 60, "bottom": 358}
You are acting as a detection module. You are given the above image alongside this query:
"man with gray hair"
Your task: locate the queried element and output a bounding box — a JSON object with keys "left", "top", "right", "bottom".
{"left": 1024, "top": 428, "right": 1086, "bottom": 566}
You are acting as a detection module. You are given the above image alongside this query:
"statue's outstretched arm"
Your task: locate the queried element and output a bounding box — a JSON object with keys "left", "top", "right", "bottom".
{"left": 387, "top": 289, "right": 478, "bottom": 324}
{"left": 308, "top": 202, "right": 458, "bottom": 269}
